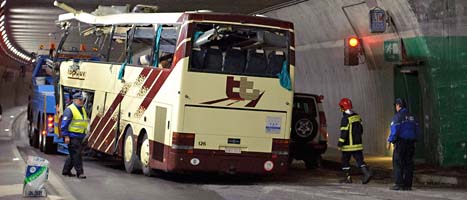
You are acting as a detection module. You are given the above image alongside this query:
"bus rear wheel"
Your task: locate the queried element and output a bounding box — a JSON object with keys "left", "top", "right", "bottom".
{"left": 140, "top": 134, "right": 155, "bottom": 177}
{"left": 123, "top": 127, "right": 140, "bottom": 173}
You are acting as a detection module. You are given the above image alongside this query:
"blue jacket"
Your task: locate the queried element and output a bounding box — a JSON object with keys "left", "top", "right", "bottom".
{"left": 387, "top": 108, "right": 420, "bottom": 143}
{"left": 61, "top": 103, "right": 86, "bottom": 139}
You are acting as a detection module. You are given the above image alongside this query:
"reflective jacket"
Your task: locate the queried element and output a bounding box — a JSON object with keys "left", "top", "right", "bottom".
{"left": 338, "top": 112, "right": 364, "bottom": 151}
{"left": 387, "top": 108, "right": 419, "bottom": 143}
{"left": 63, "top": 104, "right": 88, "bottom": 136}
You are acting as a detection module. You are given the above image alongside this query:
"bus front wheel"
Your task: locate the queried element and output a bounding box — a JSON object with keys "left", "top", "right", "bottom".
{"left": 123, "top": 127, "right": 141, "bottom": 173}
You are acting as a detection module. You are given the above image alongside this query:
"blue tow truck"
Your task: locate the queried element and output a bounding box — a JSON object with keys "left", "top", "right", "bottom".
{"left": 27, "top": 55, "right": 69, "bottom": 154}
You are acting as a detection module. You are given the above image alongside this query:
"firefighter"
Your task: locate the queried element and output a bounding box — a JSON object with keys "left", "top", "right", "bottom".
{"left": 387, "top": 98, "right": 419, "bottom": 190}
{"left": 337, "top": 98, "right": 373, "bottom": 184}
{"left": 62, "top": 92, "right": 88, "bottom": 179}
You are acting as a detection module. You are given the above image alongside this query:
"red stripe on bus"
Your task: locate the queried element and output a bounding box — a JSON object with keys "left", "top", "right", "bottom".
{"left": 88, "top": 93, "right": 123, "bottom": 142}
{"left": 89, "top": 67, "right": 153, "bottom": 141}
{"left": 90, "top": 67, "right": 151, "bottom": 135}
{"left": 92, "top": 118, "right": 116, "bottom": 150}
{"left": 141, "top": 69, "right": 162, "bottom": 91}
{"left": 201, "top": 98, "right": 230, "bottom": 105}
{"left": 87, "top": 115, "right": 101, "bottom": 141}
{"left": 245, "top": 91, "right": 265, "bottom": 107}
{"left": 139, "top": 71, "right": 170, "bottom": 110}
{"left": 104, "top": 128, "right": 116, "bottom": 154}
{"left": 91, "top": 69, "right": 160, "bottom": 153}
{"left": 99, "top": 127, "right": 116, "bottom": 153}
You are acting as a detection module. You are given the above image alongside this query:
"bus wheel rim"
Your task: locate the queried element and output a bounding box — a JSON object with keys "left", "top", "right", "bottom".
{"left": 141, "top": 138, "right": 150, "bottom": 166}
{"left": 124, "top": 136, "right": 133, "bottom": 163}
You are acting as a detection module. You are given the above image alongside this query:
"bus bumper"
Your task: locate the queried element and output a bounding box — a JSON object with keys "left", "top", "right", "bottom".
{"left": 166, "top": 149, "right": 289, "bottom": 174}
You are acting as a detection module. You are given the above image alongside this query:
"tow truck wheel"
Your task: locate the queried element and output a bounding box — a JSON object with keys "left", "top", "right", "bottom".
{"left": 140, "top": 134, "right": 155, "bottom": 177}
{"left": 39, "top": 132, "right": 44, "bottom": 152}
{"left": 32, "top": 129, "right": 39, "bottom": 148}
{"left": 43, "top": 135, "right": 57, "bottom": 154}
{"left": 28, "top": 123, "right": 34, "bottom": 147}
{"left": 123, "top": 127, "right": 141, "bottom": 173}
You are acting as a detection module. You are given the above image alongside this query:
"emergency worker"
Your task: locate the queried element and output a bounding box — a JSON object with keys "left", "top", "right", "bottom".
{"left": 387, "top": 98, "right": 419, "bottom": 190}
{"left": 337, "top": 98, "right": 373, "bottom": 184}
{"left": 62, "top": 92, "right": 88, "bottom": 179}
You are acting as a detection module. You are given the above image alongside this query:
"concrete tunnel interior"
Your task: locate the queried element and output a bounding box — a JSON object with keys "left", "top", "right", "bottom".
{"left": 1, "top": 0, "right": 467, "bottom": 167}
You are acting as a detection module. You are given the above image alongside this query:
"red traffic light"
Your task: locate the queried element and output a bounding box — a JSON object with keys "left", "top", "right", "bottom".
{"left": 348, "top": 37, "right": 359, "bottom": 47}
{"left": 344, "top": 36, "right": 361, "bottom": 66}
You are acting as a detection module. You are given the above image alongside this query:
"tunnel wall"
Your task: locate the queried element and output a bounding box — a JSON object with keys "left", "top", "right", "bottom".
{"left": 0, "top": 67, "right": 31, "bottom": 110}
{"left": 266, "top": 0, "right": 467, "bottom": 166}
{"left": 265, "top": 0, "right": 399, "bottom": 156}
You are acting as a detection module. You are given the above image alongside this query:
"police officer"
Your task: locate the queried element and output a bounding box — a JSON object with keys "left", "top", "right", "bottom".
{"left": 62, "top": 92, "right": 88, "bottom": 179}
{"left": 337, "top": 98, "right": 373, "bottom": 184}
{"left": 387, "top": 98, "right": 419, "bottom": 190}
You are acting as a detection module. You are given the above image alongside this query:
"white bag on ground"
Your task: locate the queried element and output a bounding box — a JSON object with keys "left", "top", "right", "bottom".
{"left": 23, "top": 156, "right": 49, "bottom": 197}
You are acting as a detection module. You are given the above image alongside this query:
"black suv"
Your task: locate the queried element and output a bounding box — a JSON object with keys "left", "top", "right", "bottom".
{"left": 289, "top": 93, "right": 328, "bottom": 169}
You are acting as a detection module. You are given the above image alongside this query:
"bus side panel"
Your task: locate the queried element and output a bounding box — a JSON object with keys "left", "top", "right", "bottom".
{"left": 149, "top": 105, "right": 171, "bottom": 171}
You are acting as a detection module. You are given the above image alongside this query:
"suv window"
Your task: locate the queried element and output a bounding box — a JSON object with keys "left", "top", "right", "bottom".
{"left": 293, "top": 97, "right": 317, "bottom": 117}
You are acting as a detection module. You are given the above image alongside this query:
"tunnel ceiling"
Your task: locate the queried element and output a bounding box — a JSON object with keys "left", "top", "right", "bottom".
{"left": 0, "top": 0, "right": 291, "bottom": 67}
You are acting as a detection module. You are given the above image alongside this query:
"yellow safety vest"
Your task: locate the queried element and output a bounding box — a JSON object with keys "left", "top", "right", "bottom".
{"left": 67, "top": 104, "right": 89, "bottom": 134}
{"left": 339, "top": 115, "right": 364, "bottom": 151}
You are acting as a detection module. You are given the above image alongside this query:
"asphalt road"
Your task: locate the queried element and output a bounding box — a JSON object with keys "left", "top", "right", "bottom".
{"left": 10, "top": 111, "right": 467, "bottom": 200}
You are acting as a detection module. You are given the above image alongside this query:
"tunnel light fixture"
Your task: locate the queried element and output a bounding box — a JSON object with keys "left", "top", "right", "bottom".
{"left": 0, "top": 15, "right": 4, "bottom": 22}
{"left": 2, "top": 34, "right": 7, "bottom": 40}
{"left": 0, "top": 26, "right": 4, "bottom": 32}
{"left": 1, "top": 1, "right": 5, "bottom": 8}
{"left": 0, "top": 21, "right": 4, "bottom": 27}
{"left": 9, "top": 15, "right": 57, "bottom": 20}
{"left": 1, "top": 29, "right": 5, "bottom": 35}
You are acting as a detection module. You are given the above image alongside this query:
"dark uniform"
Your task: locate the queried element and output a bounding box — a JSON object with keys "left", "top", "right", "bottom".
{"left": 61, "top": 93, "right": 89, "bottom": 179}
{"left": 338, "top": 111, "right": 372, "bottom": 184}
{"left": 388, "top": 99, "right": 419, "bottom": 190}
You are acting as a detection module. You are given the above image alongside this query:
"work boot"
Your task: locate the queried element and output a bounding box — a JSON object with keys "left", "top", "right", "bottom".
{"left": 339, "top": 169, "right": 352, "bottom": 184}
{"left": 361, "top": 166, "right": 373, "bottom": 184}
{"left": 62, "top": 172, "right": 75, "bottom": 177}
{"left": 390, "top": 185, "right": 402, "bottom": 190}
{"left": 77, "top": 173, "right": 87, "bottom": 179}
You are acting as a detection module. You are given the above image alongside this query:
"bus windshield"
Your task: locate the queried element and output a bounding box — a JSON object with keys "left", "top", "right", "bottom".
{"left": 189, "top": 23, "right": 289, "bottom": 78}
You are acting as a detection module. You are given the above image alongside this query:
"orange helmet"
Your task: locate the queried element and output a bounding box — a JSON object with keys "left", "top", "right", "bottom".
{"left": 339, "top": 98, "right": 352, "bottom": 111}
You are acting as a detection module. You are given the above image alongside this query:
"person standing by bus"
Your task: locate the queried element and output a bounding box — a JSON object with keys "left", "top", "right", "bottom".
{"left": 337, "top": 98, "right": 373, "bottom": 184}
{"left": 387, "top": 98, "right": 419, "bottom": 190}
{"left": 61, "top": 92, "right": 88, "bottom": 179}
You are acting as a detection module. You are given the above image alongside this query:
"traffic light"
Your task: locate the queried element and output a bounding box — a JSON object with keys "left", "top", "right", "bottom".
{"left": 344, "top": 36, "right": 361, "bottom": 66}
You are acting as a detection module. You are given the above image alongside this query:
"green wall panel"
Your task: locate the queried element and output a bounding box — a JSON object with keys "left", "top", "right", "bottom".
{"left": 399, "top": 36, "right": 467, "bottom": 166}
